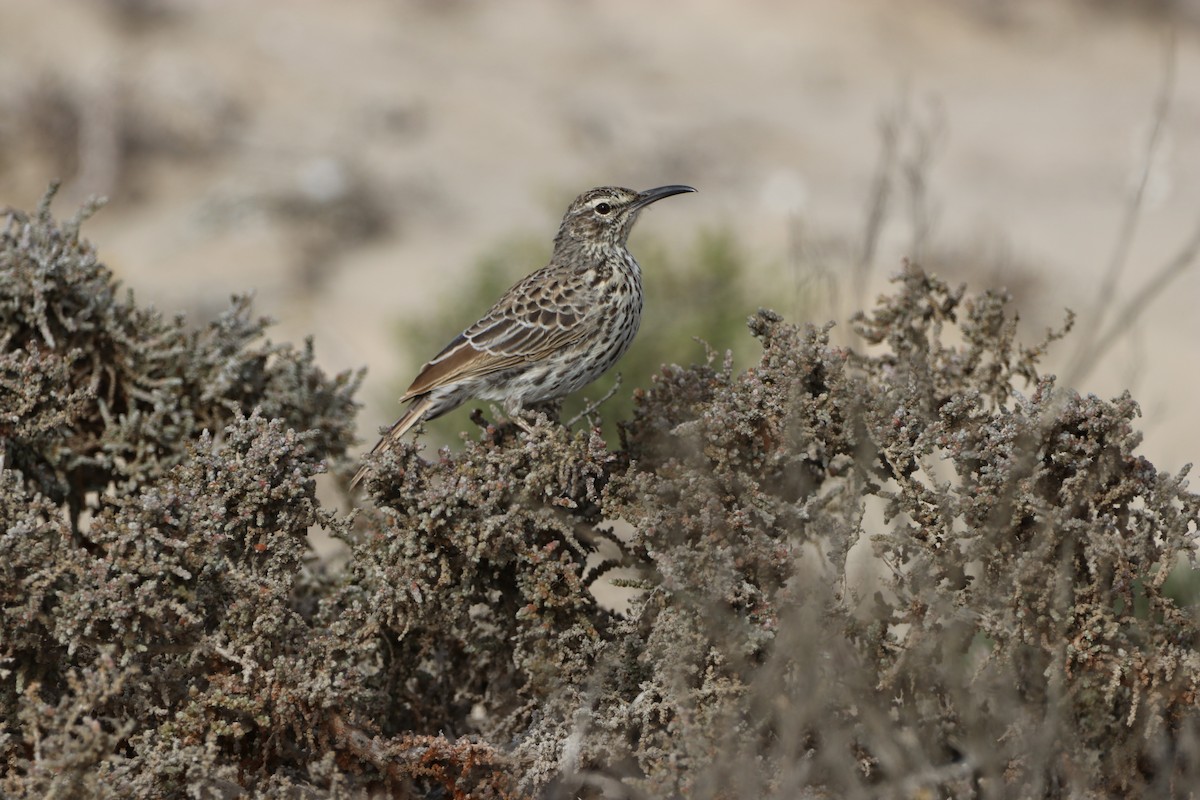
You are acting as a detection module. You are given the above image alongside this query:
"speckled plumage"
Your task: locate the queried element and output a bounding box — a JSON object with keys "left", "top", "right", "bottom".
{"left": 351, "top": 184, "right": 694, "bottom": 488}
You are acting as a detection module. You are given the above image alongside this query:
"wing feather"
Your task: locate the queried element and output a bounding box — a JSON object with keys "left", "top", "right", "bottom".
{"left": 400, "top": 266, "right": 599, "bottom": 401}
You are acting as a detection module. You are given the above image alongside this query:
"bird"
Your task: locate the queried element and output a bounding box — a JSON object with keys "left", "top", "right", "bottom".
{"left": 350, "top": 183, "right": 695, "bottom": 489}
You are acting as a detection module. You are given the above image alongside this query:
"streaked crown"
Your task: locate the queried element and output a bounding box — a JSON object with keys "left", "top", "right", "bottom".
{"left": 554, "top": 184, "right": 695, "bottom": 254}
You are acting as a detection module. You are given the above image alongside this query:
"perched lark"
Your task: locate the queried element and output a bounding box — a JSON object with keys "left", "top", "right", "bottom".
{"left": 351, "top": 184, "right": 695, "bottom": 488}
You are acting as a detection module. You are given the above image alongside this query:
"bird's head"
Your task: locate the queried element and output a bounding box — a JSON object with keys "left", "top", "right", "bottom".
{"left": 554, "top": 184, "right": 695, "bottom": 255}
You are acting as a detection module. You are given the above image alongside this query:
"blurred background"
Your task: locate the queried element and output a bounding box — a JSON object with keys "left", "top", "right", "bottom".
{"left": 1, "top": 0, "right": 1197, "bottom": 473}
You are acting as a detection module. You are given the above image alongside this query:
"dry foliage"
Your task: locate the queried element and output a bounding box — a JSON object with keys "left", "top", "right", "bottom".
{"left": 3, "top": 191, "right": 1198, "bottom": 798}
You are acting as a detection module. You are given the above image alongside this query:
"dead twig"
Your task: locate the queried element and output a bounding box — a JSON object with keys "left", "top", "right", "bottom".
{"left": 1068, "top": 36, "right": 1177, "bottom": 384}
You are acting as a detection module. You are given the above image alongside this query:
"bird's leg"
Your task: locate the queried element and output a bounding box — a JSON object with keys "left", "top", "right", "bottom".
{"left": 529, "top": 398, "right": 564, "bottom": 423}
{"left": 501, "top": 398, "right": 564, "bottom": 433}
{"left": 472, "top": 403, "right": 534, "bottom": 435}
{"left": 503, "top": 398, "right": 538, "bottom": 433}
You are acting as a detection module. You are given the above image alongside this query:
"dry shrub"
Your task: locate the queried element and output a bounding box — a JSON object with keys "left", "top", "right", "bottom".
{"left": 2, "top": 191, "right": 1198, "bottom": 798}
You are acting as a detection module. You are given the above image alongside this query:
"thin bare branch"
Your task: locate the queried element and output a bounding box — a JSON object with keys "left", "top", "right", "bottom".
{"left": 856, "top": 93, "right": 907, "bottom": 303}
{"left": 567, "top": 372, "right": 623, "bottom": 428}
{"left": 1068, "top": 216, "right": 1200, "bottom": 385}
{"left": 902, "top": 97, "right": 947, "bottom": 265}
{"left": 1070, "top": 36, "right": 1176, "bottom": 375}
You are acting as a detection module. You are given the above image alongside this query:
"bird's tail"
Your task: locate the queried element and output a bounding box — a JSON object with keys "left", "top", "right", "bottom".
{"left": 349, "top": 395, "right": 436, "bottom": 490}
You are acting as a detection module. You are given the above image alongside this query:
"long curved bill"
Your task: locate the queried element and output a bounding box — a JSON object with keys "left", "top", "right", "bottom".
{"left": 630, "top": 184, "right": 697, "bottom": 211}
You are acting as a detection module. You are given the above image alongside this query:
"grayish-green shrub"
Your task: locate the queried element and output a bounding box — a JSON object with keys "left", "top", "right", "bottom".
{"left": 3, "top": 191, "right": 1198, "bottom": 798}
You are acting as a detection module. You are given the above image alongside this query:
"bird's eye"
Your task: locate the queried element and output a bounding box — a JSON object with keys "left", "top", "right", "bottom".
{"left": 594, "top": 202, "right": 612, "bottom": 215}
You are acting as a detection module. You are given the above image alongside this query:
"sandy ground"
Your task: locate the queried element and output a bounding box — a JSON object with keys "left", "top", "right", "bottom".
{"left": 1, "top": 0, "right": 1197, "bottom": 475}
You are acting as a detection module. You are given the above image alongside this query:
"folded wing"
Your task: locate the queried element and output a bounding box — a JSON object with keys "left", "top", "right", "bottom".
{"left": 400, "top": 265, "right": 595, "bottom": 401}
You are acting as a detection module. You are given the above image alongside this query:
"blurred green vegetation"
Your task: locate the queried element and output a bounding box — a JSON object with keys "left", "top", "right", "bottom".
{"left": 392, "top": 227, "right": 779, "bottom": 445}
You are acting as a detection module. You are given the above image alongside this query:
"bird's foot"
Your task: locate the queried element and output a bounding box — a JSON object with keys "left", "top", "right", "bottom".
{"left": 473, "top": 402, "right": 564, "bottom": 440}
{"left": 470, "top": 406, "right": 543, "bottom": 441}
{"left": 516, "top": 399, "right": 565, "bottom": 432}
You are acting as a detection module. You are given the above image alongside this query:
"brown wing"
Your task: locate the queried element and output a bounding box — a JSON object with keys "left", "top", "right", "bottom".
{"left": 400, "top": 264, "right": 598, "bottom": 401}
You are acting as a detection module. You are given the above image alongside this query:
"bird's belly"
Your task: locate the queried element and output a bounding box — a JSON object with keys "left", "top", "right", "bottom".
{"left": 473, "top": 312, "right": 641, "bottom": 406}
